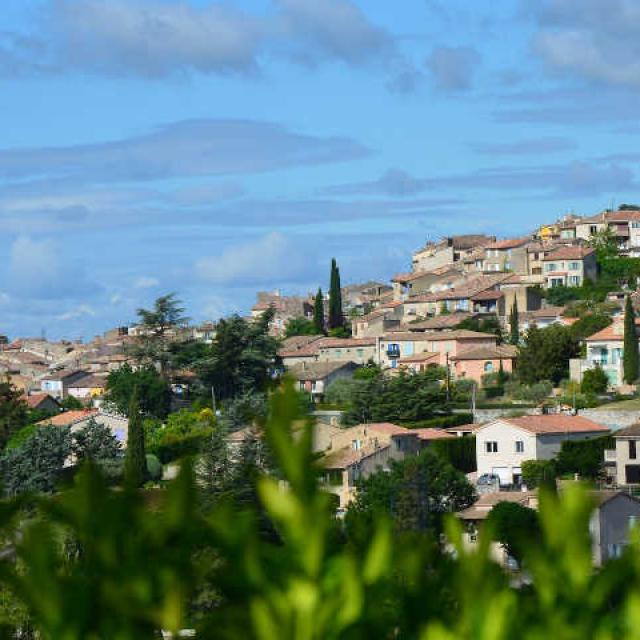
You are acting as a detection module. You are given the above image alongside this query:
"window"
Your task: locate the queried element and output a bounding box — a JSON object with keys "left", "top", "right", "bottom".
{"left": 569, "top": 261, "right": 580, "bottom": 270}
{"left": 485, "top": 441, "right": 498, "bottom": 453}
{"left": 633, "top": 222, "right": 640, "bottom": 229}
{"left": 356, "top": 348, "right": 364, "bottom": 358}
{"left": 545, "top": 263, "right": 557, "bottom": 272}
{"left": 352, "top": 439, "right": 361, "bottom": 451}
{"left": 505, "top": 262, "right": 512, "bottom": 270}
{"left": 568, "top": 275, "right": 580, "bottom": 286}
{"left": 484, "top": 361, "right": 494, "bottom": 373}
{"left": 630, "top": 440, "right": 637, "bottom": 460}
{"left": 590, "top": 225, "right": 598, "bottom": 234}
{"left": 515, "top": 440, "right": 524, "bottom": 453}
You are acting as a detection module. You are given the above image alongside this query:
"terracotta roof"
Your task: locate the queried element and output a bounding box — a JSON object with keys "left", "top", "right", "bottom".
{"left": 398, "top": 351, "right": 440, "bottom": 363}
{"left": 544, "top": 246, "right": 595, "bottom": 261}
{"left": 451, "top": 344, "right": 517, "bottom": 361}
{"left": 457, "top": 491, "right": 537, "bottom": 520}
{"left": 406, "top": 313, "right": 472, "bottom": 330}
{"left": 614, "top": 424, "right": 640, "bottom": 438}
{"left": 321, "top": 444, "right": 390, "bottom": 469}
{"left": 411, "top": 428, "right": 455, "bottom": 440}
{"left": 526, "top": 306, "right": 566, "bottom": 318}
{"left": 584, "top": 322, "right": 627, "bottom": 342}
{"left": 24, "top": 393, "right": 59, "bottom": 409}
{"left": 319, "top": 338, "right": 377, "bottom": 348}
{"left": 485, "top": 237, "right": 530, "bottom": 250}
{"left": 471, "top": 290, "right": 503, "bottom": 301}
{"left": 67, "top": 375, "right": 107, "bottom": 389}
{"left": 355, "top": 422, "right": 410, "bottom": 436}
{"left": 581, "top": 210, "right": 640, "bottom": 223}
{"left": 41, "top": 369, "right": 90, "bottom": 382}
{"left": 38, "top": 409, "right": 98, "bottom": 427}
{"left": 495, "top": 414, "right": 608, "bottom": 435}
{"left": 288, "top": 361, "right": 356, "bottom": 381}
{"left": 445, "top": 423, "right": 481, "bottom": 434}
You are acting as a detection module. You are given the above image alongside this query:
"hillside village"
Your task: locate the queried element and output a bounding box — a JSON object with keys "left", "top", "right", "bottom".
{"left": 6, "top": 205, "right": 640, "bottom": 584}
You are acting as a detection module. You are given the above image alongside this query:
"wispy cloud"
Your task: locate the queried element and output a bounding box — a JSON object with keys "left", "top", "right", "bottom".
{"left": 472, "top": 136, "right": 577, "bottom": 155}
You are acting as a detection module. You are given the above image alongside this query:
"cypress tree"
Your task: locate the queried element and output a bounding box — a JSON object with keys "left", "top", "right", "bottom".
{"left": 509, "top": 300, "right": 519, "bottom": 345}
{"left": 623, "top": 295, "right": 639, "bottom": 384}
{"left": 328, "top": 258, "right": 344, "bottom": 330}
{"left": 313, "top": 288, "right": 325, "bottom": 334}
{"left": 124, "top": 387, "right": 147, "bottom": 488}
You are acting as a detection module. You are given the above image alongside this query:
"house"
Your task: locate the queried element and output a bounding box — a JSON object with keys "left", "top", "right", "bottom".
{"left": 341, "top": 281, "right": 392, "bottom": 314}
{"left": 607, "top": 424, "right": 640, "bottom": 486}
{"left": 352, "top": 307, "right": 402, "bottom": 338}
{"left": 40, "top": 370, "right": 91, "bottom": 399}
{"left": 392, "top": 265, "right": 465, "bottom": 301}
{"left": 576, "top": 209, "right": 640, "bottom": 256}
{"left": 279, "top": 337, "right": 377, "bottom": 367}
{"left": 404, "top": 312, "right": 473, "bottom": 332}
{"left": 483, "top": 237, "right": 531, "bottom": 274}
{"left": 450, "top": 344, "right": 518, "bottom": 382}
{"left": 67, "top": 375, "right": 107, "bottom": 402}
{"left": 542, "top": 246, "right": 597, "bottom": 288}
{"left": 23, "top": 393, "right": 60, "bottom": 413}
{"left": 457, "top": 489, "right": 640, "bottom": 567}
{"left": 251, "top": 291, "right": 314, "bottom": 336}
{"left": 411, "top": 235, "right": 495, "bottom": 273}
{"left": 318, "top": 422, "right": 422, "bottom": 508}
{"left": 475, "top": 414, "right": 609, "bottom": 486}
{"left": 288, "top": 361, "right": 358, "bottom": 400}
{"left": 520, "top": 306, "right": 567, "bottom": 332}
{"left": 38, "top": 409, "right": 128, "bottom": 443}
{"left": 571, "top": 320, "right": 639, "bottom": 388}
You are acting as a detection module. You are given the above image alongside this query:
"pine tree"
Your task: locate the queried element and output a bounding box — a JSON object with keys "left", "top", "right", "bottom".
{"left": 509, "top": 300, "right": 519, "bottom": 345}
{"left": 497, "top": 360, "right": 507, "bottom": 387}
{"left": 313, "top": 288, "right": 325, "bottom": 334}
{"left": 197, "top": 422, "right": 232, "bottom": 508}
{"left": 124, "top": 387, "right": 147, "bottom": 488}
{"left": 328, "top": 258, "right": 344, "bottom": 330}
{"left": 623, "top": 295, "right": 639, "bottom": 384}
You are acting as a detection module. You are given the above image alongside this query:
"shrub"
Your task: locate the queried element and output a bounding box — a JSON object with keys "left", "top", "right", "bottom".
{"left": 581, "top": 366, "right": 609, "bottom": 395}
{"left": 145, "top": 454, "right": 163, "bottom": 482}
{"left": 522, "top": 459, "right": 556, "bottom": 489}
{"left": 152, "top": 428, "right": 212, "bottom": 464}
{"left": 430, "top": 436, "right": 477, "bottom": 473}
{"left": 401, "top": 413, "right": 474, "bottom": 429}
{"left": 504, "top": 380, "right": 553, "bottom": 404}
{"left": 556, "top": 435, "right": 615, "bottom": 479}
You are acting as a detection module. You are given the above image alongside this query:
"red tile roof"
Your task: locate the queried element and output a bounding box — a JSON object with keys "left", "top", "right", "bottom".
{"left": 38, "top": 409, "right": 98, "bottom": 427}
{"left": 411, "top": 428, "right": 455, "bottom": 440}
{"left": 498, "top": 414, "right": 608, "bottom": 435}
{"left": 485, "top": 237, "right": 530, "bottom": 250}
{"left": 544, "top": 246, "right": 595, "bottom": 261}
{"left": 24, "top": 393, "right": 59, "bottom": 409}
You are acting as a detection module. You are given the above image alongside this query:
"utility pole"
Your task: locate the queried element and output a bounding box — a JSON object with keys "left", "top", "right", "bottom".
{"left": 211, "top": 386, "right": 217, "bottom": 414}
{"left": 445, "top": 352, "right": 450, "bottom": 403}
{"left": 471, "top": 382, "right": 476, "bottom": 422}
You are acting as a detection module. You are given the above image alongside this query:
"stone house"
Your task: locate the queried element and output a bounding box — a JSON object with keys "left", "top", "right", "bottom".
{"left": 542, "top": 246, "right": 597, "bottom": 288}
{"left": 575, "top": 209, "right": 640, "bottom": 256}
{"left": 411, "top": 235, "right": 495, "bottom": 273}
{"left": 288, "top": 361, "right": 358, "bottom": 400}
{"left": 483, "top": 237, "right": 531, "bottom": 274}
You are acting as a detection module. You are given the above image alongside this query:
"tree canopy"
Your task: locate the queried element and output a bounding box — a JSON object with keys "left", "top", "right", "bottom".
{"left": 284, "top": 317, "right": 317, "bottom": 337}
{"left": 105, "top": 364, "right": 171, "bottom": 419}
{"left": 487, "top": 501, "right": 540, "bottom": 562}
{"left": 517, "top": 325, "right": 580, "bottom": 385}
{"left": 0, "top": 378, "right": 28, "bottom": 451}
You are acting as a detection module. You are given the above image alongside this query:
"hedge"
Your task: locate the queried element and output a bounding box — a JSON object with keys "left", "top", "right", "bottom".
{"left": 430, "top": 436, "right": 477, "bottom": 473}
{"left": 555, "top": 434, "right": 615, "bottom": 479}
{"left": 400, "top": 413, "right": 474, "bottom": 430}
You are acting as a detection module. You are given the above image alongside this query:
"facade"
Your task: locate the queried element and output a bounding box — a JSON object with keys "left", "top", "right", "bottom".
{"left": 542, "top": 246, "right": 597, "bottom": 288}
{"left": 288, "top": 361, "right": 358, "bottom": 399}
{"left": 609, "top": 424, "right": 640, "bottom": 486}
{"left": 483, "top": 237, "right": 530, "bottom": 274}
{"left": 392, "top": 266, "right": 464, "bottom": 301}
{"left": 378, "top": 329, "right": 497, "bottom": 370}
{"left": 411, "top": 235, "right": 494, "bottom": 273}
{"left": 458, "top": 489, "right": 640, "bottom": 567}
{"left": 576, "top": 210, "right": 640, "bottom": 256}
{"left": 40, "top": 370, "right": 91, "bottom": 399}
{"left": 67, "top": 375, "right": 107, "bottom": 402}
{"left": 450, "top": 344, "right": 517, "bottom": 382}
{"left": 475, "top": 415, "right": 609, "bottom": 486}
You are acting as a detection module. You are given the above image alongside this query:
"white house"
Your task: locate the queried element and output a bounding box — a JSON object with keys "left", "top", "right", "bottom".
{"left": 475, "top": 414, "right": 609, "bottom": 486}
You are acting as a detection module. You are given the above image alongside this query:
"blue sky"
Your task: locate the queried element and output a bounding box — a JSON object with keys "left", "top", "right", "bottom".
{"left": 2, "top": 0, "right": 640, "bottom": 340}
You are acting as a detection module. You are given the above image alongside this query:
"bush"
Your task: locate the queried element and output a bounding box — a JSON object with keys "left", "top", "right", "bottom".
{"left": 145, "top": 454, "right": 163, "bottom": 482}
{"left": 430, "top": 436, "right": 477, "bottom": 473}
{"left": 522, "top": 459, "right": 556, "bottom": 489}
{"left": 581, "top": 366, "right": 609, "bottom": 395}
{"left": 556, "top": 435, "right": 614, "bottom": 479}
{"left": 483, "top": 386, "right": 505, "bottom": 399}
{"left": 152, "top": 428, "right": 212, "bottom": 464}
{"left": 504, "top": 380, "right": 553, "bottom": 404}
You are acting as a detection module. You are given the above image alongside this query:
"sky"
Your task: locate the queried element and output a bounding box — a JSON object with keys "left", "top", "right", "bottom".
{"left": 2, "top": 0, "right": 640, "bottom": 340}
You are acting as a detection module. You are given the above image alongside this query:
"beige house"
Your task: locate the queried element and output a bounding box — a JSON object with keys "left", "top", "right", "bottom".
{"left": 411, "top": 235, "right": 494, "bottom": 273}
{"left": 483, "top": 237, "right": 531, "bottom": 274}
{"left": 576, "top": 209, "right": 640, "bottom": 257}
{"left": 279, "top": 337, "right": 377, "bottom": 367}
{"left": 475, "top": 415, "right": 609, "bottom": 486}
{"left": 458, "top": 489, "right": 640, "bottom": 567}
{"left": 392, "top": 266, "right": 464, "bottom": 301}
{"left": 608, "top": 424, "right": 640, "bottom": 486}
{"left": 542, "top": 246, "right": 597, "bottom": 288}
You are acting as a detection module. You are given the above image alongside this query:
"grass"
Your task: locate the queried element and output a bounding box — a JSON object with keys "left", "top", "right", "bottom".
{"left": 592, "top": 397, "right": 640, "bottom": 410}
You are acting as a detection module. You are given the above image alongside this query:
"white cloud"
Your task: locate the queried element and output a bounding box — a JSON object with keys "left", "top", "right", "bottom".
{"left": 195, "top": 232, "right": 308, "bottom": 286}
{"left": 133, "top": 276, "right": 160, "bottom": 289}
{"left": 56, "top": 304, "right": 96, "bottom": 321}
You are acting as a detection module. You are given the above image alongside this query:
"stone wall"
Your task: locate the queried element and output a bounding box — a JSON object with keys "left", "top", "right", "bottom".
{"left": 579, "top": 409, "right": 640, "bottom": 432}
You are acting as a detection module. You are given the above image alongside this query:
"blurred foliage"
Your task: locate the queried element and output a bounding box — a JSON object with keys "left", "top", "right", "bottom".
{"left": 2, "top": 384, "right": 640, "bottom": 638}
